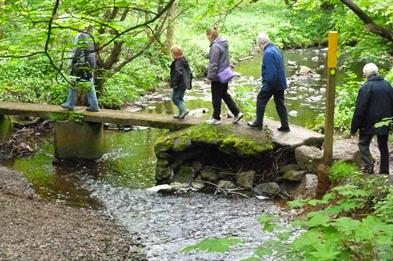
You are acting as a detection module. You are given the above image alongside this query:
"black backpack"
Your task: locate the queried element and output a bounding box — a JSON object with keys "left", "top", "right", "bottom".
{"left": 71, "top": 47, "right": 90, "bottom": 78}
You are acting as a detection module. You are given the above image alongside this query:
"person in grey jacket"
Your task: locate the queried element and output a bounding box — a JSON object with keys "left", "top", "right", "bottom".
{"left": 351, "top": 63, "right": 393, "bottom": 174}
{"left": 205, "top": 27, "right": 243, "bottom": 125}
{"left": 61, "top": 27, "right": 100, "bottom": 112}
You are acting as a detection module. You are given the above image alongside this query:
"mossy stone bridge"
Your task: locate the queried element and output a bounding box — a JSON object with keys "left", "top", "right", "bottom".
{"left": 0, "top": 101, "right": 323, "bottom": 160}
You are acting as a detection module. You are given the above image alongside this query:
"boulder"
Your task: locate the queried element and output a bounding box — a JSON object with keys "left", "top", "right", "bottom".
{"left": 284, "top": 174, "right": 318, "bottom": 199}
{"left": 173, "top": 165, "right": 195, "bottom": 183}
{"left": 253, "top": 182, "right": 281, "bottom": 197}
{"left": 217, "top": 180, "right": 237, "bottom": 189}
{"left": 282, "top": 169, "right": 307, "bottom": 181}
{"left": 173, "top": 137, "right": 192, "bottom": 152}
{"left": 200, "top": 167, "right": 219, "bottom": 183}
{"left": 295, "top": 145, "right": 323, "bottom": 170}
{"left": 236, "top": 171, "right": 255, "bottom": 189}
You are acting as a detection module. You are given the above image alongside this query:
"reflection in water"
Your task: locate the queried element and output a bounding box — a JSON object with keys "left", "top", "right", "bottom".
{"left": 6, "top": 128, "right": 164, "bottom": 208}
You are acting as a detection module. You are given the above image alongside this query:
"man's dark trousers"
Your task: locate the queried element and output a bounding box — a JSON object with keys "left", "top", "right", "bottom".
{"left": 358, "top": 132, "right": 389, "bottom": 174}
{"left": 256, "top": 89, "right": 289, "bottom": 128}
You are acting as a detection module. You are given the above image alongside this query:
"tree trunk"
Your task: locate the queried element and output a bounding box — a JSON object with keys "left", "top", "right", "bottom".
{"left": 0, "top": 0, "right": 4, "bottom": 38}
{"left": 340, "top": 0, "right": 393, "bottom": 43}
{"left": 166, "top": 0, "right": 176, "bottom": 54}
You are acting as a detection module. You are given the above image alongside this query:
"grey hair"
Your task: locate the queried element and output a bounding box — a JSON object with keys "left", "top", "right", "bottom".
{"left": 257, "top": 33, "right": 270, "bottom": 44}
{"left": 363, "top": 63, "right": 379, "bottom": 77}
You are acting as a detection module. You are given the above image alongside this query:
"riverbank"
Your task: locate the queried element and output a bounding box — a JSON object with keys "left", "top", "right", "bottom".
{"left": 0, "top": 166, "right": 146, "bottom": 260}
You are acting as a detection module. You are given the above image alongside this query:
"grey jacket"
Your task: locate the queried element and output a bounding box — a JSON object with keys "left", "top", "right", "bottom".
{"left": 207, "top": 37, "right": 230, "bottom": 81}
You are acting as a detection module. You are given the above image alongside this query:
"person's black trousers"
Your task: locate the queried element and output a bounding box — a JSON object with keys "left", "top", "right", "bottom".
{"left": 211, "top": 81, "right": 240, "bottom": 120}
{"left": 358, "top": 133, "right": 389, "bottom": 174}
{"left": 256, "top": 89, "right": 288, "bottom": 128}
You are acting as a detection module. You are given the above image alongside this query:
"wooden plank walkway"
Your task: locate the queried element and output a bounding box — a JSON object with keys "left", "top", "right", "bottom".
{"left": 0, "top": 101, "right": 199, "bottom": 130}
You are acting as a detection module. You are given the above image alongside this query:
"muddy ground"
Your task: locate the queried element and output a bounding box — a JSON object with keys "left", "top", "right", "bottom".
{"left": 0, "top": 166, "right": 146, "bottom": 261}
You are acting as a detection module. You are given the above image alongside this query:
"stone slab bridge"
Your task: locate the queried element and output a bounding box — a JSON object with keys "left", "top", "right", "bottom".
{"left": 0, "top": 101, "right": 323, "bottom": 160}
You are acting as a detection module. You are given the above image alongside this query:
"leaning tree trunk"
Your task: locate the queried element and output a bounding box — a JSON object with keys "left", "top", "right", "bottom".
{"left": 340, "top": 0, "right": 393, "bottom": 43}
{"left": 166, "top": 0, "right": 176, "bottom": 54}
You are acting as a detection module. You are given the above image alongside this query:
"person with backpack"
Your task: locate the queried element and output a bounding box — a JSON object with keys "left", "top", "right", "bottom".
{"left": 170, "top": 45, "right": 192, "bottom": 119}
{"left": 61, "top": 28, "right": 100, "bottom": 112}
{"left": 205, "top": 27, "right": 243, "bottom": 125}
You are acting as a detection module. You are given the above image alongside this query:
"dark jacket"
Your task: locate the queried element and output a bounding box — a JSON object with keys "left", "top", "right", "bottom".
{"left": 261, "top": 43, "right": 287, "bottom": 92}
{"left": 170, "top": 57, "right": 192, "bottom": 90}
{"left": 351, "top": 75, "right": 393, "bottom": 135}
{"left": 207, "top": 37, "right": 230, "bottom": 81}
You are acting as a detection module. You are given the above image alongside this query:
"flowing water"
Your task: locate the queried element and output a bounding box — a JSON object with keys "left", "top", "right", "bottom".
{"left": 1, "top": 48, "right": 361, "bottom": 260}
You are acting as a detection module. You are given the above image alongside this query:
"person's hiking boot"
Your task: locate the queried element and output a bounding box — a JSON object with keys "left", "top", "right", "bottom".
{"left": 206, "top": 118, "right": 221, "bottom": 125}
{"left": 179, "top": 110, "right": 190, "bottom": 120}
{"left": 86, "top": 107, "right": 99, "bottom": 112}
{"left": 362, "top": 165, "right": 374, "bottom": 174}
{"left": 277, "top": 126, "right": 290, "bottom": 132}
{"left": 232, "top": 112, "right": 244, "bottom": 124}
{"left": 61, "top": 104, "right": 74, "bottom": 111}
{"left": 247, "top": 121, "right": 262, "bottom": 130}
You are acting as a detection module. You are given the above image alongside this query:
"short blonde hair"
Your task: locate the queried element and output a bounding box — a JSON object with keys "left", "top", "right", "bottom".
{"left": 363, "top": 63, "right": 379, "bottom": 77}
{"left": 206, "top": 26, "right": 219, "bottom": 39}
{"left": 170, "top": 45, "right": 184, "bottom": 57}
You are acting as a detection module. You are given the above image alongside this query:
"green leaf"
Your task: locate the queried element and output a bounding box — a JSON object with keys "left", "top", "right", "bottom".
{"left": 307, "top": 211, "right": 331, "bottom": 228}
{"left": 181, "top": 237, "right": 244, "bottom": 253}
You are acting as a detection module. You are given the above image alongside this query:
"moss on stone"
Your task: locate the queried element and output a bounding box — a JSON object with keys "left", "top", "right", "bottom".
{"left": 154, "top": 123, "right": 273, "bottom": 157}
{"left": 0, "top": 115, "right": 12, "bottom": 142}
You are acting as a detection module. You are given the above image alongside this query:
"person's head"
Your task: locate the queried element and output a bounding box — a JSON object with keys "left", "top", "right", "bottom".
{"left": 170, "top": 45, "right": 184, "bottom": 59}
{"left": 206, "top": 27, "right": 219, "bottom": 43}
{"left": 363, "top": 63, "right": 379, "bottom": 78}
{"left": 256, "top": 32, "right": 270, "bottom": 49}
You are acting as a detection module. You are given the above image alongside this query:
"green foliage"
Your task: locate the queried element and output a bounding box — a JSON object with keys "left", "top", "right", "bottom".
{"left": 329, "top": 161, "right": 360, "bottom": 182}
{"left": 49, "top": 112, "right": 85, "bottom": 123}
{"left": 181, "top": 237, "right": 243, "bottom": 253}
{"left": 185, "top": 161, "right": 393, "bottom": 260}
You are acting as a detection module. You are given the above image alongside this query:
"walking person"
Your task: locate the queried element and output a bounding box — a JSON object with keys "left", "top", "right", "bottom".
{"left": 350, "top": 63, "right": 393, "bottom": 174}
{"left": 169, "top": 45, "right": 192, "bottom": 119}
{"left": 205, "top": 27, "right": 243, "bottom": 125}
{"left": 248, "top": 33, "right": 289, "bottom": 131}
{"left": 61, "top": 27, "right": 100, "bottom": 112}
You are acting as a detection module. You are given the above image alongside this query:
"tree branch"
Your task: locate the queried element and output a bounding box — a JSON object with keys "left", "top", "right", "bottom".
{"left": 340, "top": 0, "right": 393, "bottom": 42}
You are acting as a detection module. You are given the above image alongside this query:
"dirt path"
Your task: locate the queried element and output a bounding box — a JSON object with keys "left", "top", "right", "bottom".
{"left": 0, "top": 166, "right": 146, "bottom": 260}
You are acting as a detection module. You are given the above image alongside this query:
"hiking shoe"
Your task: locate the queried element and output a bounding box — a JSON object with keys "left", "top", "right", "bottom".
{"left": 206, "top": 118, "right": 221, "bottom": 125}
{"left": 277, "top": 126, "right": 290, "bottom": 132}
{"left": 247, "top": 121, "right": 262, "bottom": 130}
{"left": 232, "top": 112, "right": 244, "bottom": 124}
{"left": 361, "top": 165, "right": 374, "bottom": 174}
{"left": 86, "top": 107, "right": 99, "bottom": 112}
{"left": 61, "top": 104, "right": 74, "bottom": 111}
{"left": 179, "top": 110, "right": 190, "bottom": 120}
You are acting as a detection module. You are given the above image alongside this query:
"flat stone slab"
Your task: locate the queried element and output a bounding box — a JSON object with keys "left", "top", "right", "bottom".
{"left": 0, "top": 102, "right": 324, "bottom": 147}
{"left": 0, "top": 101, "right": 198, "bottom": 130}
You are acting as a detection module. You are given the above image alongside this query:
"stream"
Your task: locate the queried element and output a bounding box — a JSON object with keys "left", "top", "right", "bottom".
{"left": 0, "top": 48, "right": 362, "bottom": 260}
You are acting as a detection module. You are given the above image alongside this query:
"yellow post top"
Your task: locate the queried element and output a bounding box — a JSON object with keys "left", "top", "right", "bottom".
{"left": 328, "top": 31, "right": 338, "bottom": 68}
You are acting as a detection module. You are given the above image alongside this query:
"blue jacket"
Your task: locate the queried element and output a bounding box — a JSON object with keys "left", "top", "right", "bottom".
{"left": 261, "top": 43, "right": 287, "bottom": 91}
{"left": 351, "top": 75, "right": 393, "bottom": 135}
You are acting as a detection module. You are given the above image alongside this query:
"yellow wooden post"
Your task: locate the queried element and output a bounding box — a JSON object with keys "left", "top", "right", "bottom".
{"left": 323, "top": 31, "right": 338, "bottom": 165}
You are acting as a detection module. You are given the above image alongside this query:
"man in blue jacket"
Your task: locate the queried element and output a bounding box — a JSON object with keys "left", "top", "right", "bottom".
{"left": 351, "top": 63, "right": 393, "bottom": 174}
{"left": 248, "top": 33, "right": 289, "bottom": 131}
